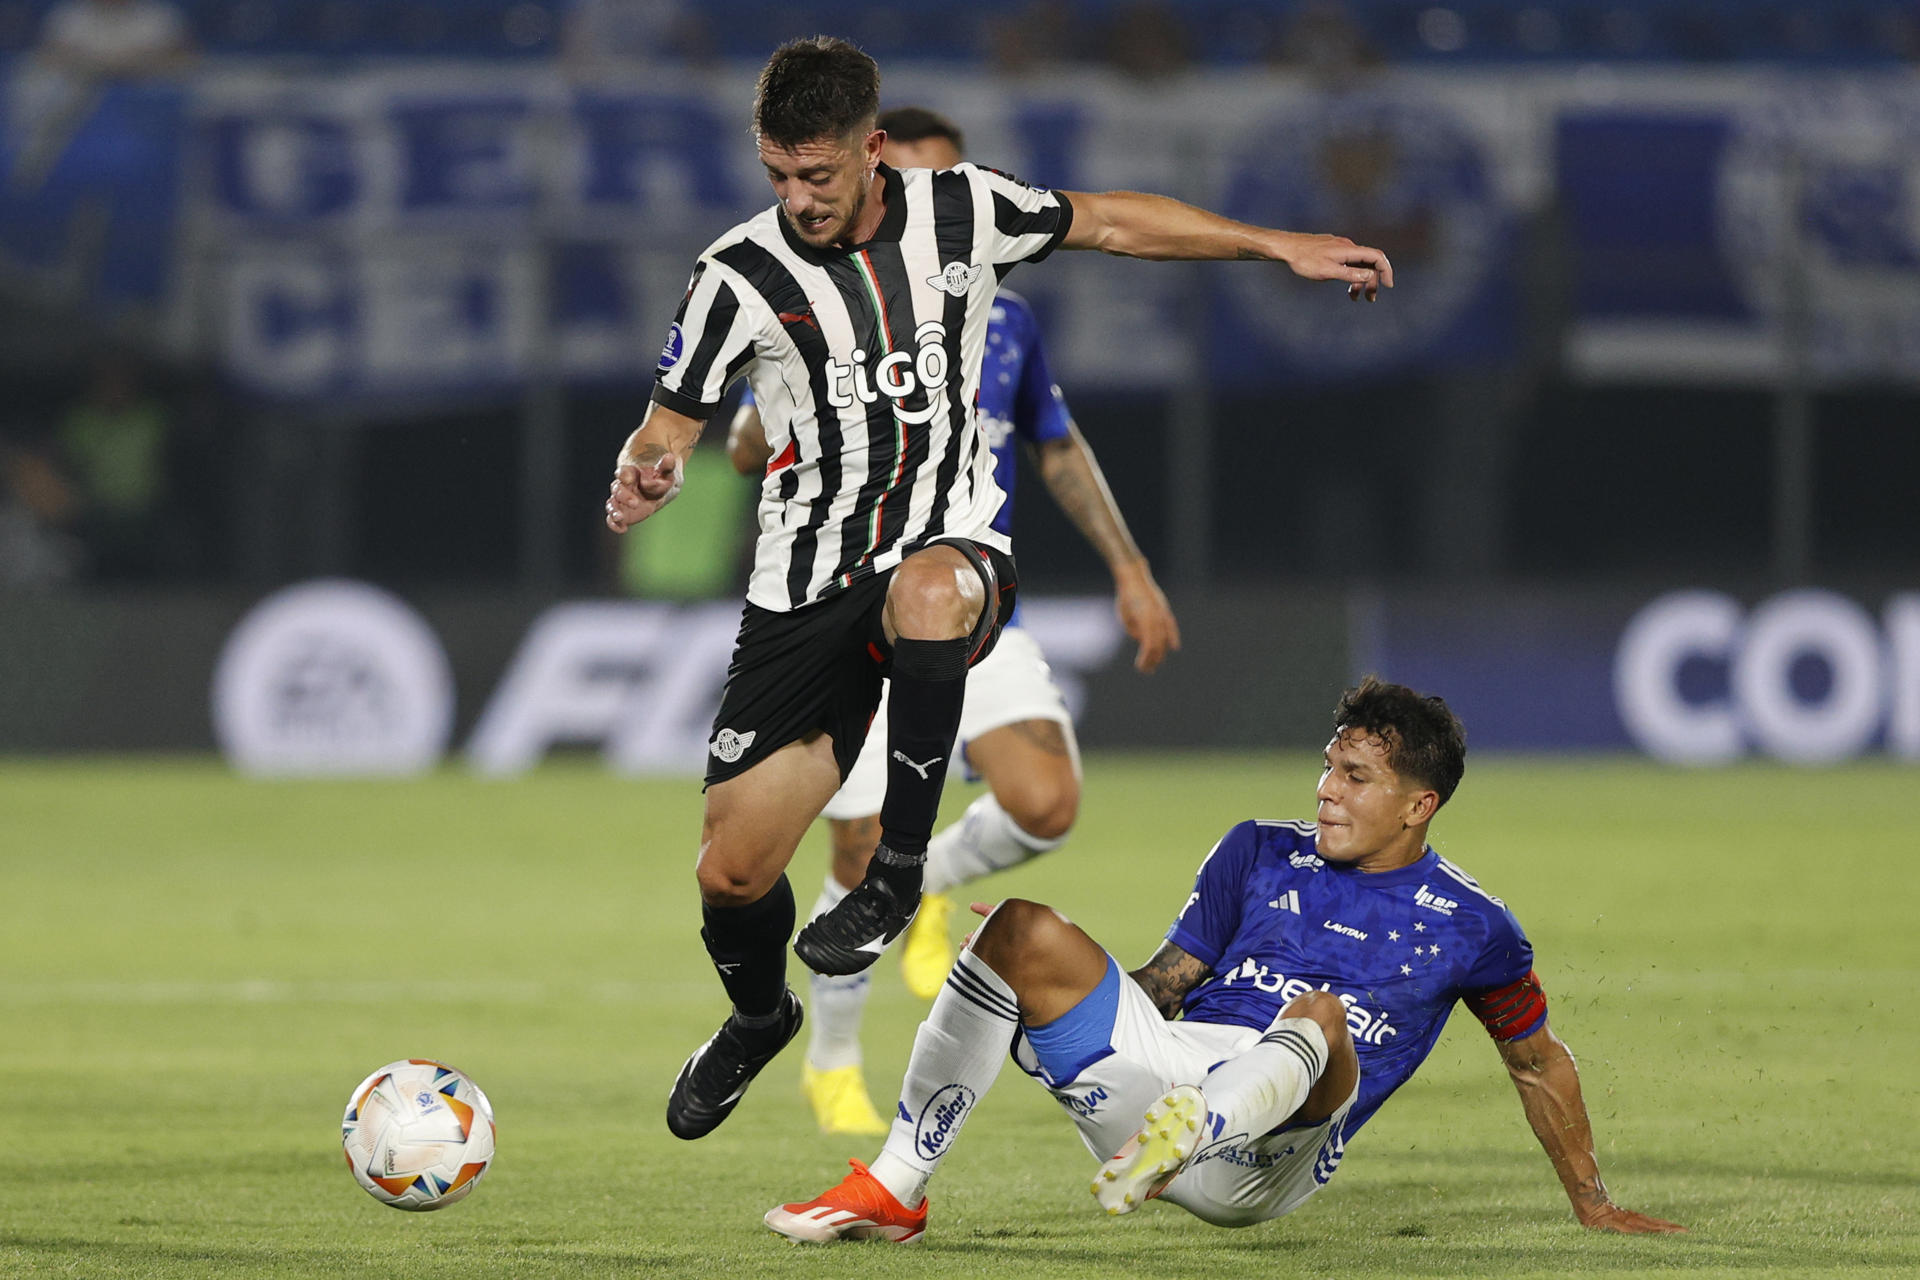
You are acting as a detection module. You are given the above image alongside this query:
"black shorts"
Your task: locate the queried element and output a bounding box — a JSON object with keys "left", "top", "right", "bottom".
{"left": 704, "top": 539, "right": 1017, "bottom": 787}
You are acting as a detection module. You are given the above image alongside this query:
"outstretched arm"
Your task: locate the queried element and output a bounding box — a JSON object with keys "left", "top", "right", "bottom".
{"left": 1059, "top": 189, "right": 1392, "bottom": 299}
{"left": 1030, "top": 425, "right": 1180, "bottom": 672}
{"left": 1495, "top": 1021, "right": 1686, "bottom": 1234}
{"left": 605, "top": 401, "right": 705, "bottom": 532}
{"left": 726, "top": 400, "right": 773, "bottom": 477}
{"left": 1127, "top": 940, "right": 1210, "bottom": 1020}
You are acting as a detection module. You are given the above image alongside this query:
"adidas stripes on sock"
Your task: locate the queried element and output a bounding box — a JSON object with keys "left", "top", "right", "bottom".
{"left": 867, "top": 945, "right": 1019, "bottom": 1206}
{"left": 1199, "top": 1016, "right": 1329, "bottom": 1140}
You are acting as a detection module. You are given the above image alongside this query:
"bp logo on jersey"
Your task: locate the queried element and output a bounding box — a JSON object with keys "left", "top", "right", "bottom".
{"left": 826, "top": 320, "right": 951, "bottom": 424}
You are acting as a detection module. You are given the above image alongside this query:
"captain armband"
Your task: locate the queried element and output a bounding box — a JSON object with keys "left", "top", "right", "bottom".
{"left": 1462, "top": 969, "right": 1549, "bottom": 1042}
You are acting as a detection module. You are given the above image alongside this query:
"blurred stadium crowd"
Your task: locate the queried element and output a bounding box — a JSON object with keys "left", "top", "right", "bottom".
{"left": 0, "top": 1, "right": 1914, "bottom": 64}
{"left": 0, "top": 0, "right": 1915, "bottom": 598}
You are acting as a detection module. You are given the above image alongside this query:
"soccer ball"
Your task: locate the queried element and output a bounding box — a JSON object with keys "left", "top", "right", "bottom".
{"left": 341, "top": 1059, "right": 496, "bottom": 1211}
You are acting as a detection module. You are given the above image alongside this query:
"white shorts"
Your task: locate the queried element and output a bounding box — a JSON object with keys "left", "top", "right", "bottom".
{"left": 1010, "top": 957, "right": 1356, "bottom": 1228}
{"left": 820, "top": 625, "right": 1077, "bottom": 821}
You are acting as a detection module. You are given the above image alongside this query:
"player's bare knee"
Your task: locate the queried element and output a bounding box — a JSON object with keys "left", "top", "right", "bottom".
{"left": 967, "top": 897, "right": 1060, "bottom": 972}
{"left": 1284, "top": 989, "right": 1353, "bottom": 1053}
{"left": 886, "top": 549, "right": 983, "bottom": 638}
{"left": 694, "top": 852, "right": 778, "bottom": 907}
{"left": 1006, "top": 776, "right": 1078, "bottom": 842}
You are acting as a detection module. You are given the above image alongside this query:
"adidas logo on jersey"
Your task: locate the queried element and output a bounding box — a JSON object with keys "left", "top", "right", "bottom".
{"left": 1414, "top": 884, "right": 1459, "bottom": 916}
{"left": 1268, "top": 891, "right": 1301, "bottom": 914}
{"left": 826, "top": 321, "right": 951, "bottom": 425}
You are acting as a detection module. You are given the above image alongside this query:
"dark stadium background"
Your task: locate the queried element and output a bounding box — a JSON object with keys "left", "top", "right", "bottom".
{"left": 2, "top": 0, "right": 1915, "bottom": 766}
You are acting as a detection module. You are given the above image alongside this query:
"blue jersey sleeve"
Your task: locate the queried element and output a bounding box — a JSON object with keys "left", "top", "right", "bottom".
{"left": 1459, "top": 903, "right": 1536, "bottom": 993}
{"left": 1002, "top": 296, "right": 1072, "bottom": 447}
{"left": 1165, "top": 821, "right": 1261, "bottom": 969}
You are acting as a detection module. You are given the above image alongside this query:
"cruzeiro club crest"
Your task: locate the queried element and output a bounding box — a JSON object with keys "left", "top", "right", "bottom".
{"left": 709, "top": 727, "right": 755, "bottom": 763}
{"left": 927, "top": 261, "right": 983, "bottom": 297}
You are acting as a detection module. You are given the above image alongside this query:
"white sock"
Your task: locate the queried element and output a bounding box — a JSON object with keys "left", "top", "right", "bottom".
{"left": 867, "top": 946, "right": 1020, "bottom": 1205}
{"left": 1199, "top": 1016, "right": 1329, "bottom": 1140}
{"left": 923, "top": 794, "right": 1066, "bottom": 896}
{"left": 804, "top": 875, "right": 871, "bottom": 1070}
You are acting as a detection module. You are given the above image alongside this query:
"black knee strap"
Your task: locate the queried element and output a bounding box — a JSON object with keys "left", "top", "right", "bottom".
{"left": 926, "top": 536, "right": 1001, "bottom": 661}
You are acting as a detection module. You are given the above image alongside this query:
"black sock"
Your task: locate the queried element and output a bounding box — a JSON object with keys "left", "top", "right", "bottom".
{"left": 699, "top": 874, "right": 794, "bottom": 1021}
{"left": 869, "top": 840, "right": 925, "bottom": 900}
{"left": 877, "top": 635, "right": 971, "bottom": 886}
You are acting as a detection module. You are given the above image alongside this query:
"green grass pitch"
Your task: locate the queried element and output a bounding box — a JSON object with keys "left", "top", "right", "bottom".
{"left": 1, "top": 753, "right": 1914, "bottom": 1278}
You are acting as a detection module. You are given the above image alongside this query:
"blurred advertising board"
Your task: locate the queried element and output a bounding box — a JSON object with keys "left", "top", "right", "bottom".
{"left": 1365, "top": 586, "right": 1920, "bottom": 764}
{"left": 5, "top": 581, "right": 1916, "bottom": 769}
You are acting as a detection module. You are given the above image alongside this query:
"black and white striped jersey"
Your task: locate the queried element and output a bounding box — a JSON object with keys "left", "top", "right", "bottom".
{"left": 650, "top": 162, "right": 1074, "bottom": 612}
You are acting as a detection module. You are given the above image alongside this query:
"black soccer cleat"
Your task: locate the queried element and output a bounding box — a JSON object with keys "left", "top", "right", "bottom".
{"left": 666, "top": 989, "right": 804, "bottom": 1140}
{"left": 794, "top": 873, "right": 920, "bottom": 977}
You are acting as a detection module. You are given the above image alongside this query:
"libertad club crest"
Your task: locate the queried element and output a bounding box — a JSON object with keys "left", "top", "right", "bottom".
{"left": 927, "top": 261, "right": 982, "bottom": 297}
{"left": 708, "top": 727, "right": 755, "bottom": 763}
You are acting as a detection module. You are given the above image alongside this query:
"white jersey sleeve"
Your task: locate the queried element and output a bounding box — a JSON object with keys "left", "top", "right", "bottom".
{"left": 963, "top": 163, "right": 1075, "bottom": 269}
{"left": 650, "top": 257, "right": 763, "bottom": 421}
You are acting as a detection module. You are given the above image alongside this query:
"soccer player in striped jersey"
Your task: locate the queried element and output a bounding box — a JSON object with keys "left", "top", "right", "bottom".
{"left": 766, "top": 678, "right": 1685, "bottom": 1243}
{"left": 604, "top": 36, "right": 1393, "bottom": 1143}
{"left": 727, "top": 106, "right": 1183, "bottom": 1137}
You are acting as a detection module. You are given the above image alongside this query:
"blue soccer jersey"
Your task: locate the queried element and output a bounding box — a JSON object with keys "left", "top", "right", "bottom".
{"left": 1166, "top": 819, "right": 1541, "bottom": 1139}
{"left": 974, "top": 289, "right": 1073, "bottom": 541}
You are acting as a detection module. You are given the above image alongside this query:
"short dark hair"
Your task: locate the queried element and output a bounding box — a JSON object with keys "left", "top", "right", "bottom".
{"left": 1333, "top": 676, "right": 1466, "bottom": 808}
{"left": 876, "top": 106, "right": 964, "bottom": 153}
{"left": 754, "top": 37, "right": 881, "bottom": 150}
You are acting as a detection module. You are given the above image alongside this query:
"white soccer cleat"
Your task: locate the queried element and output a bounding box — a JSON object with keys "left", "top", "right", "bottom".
{"left": 1091, "top": 1084, "right": 1207, "bottom": 1215}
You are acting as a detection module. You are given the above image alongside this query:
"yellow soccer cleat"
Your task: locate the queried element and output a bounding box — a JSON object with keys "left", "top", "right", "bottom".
{"left": 899, "top": 891, "right": 955, "bottom": 1001}
{"left": 801, "top": 1061, "right": 890, "bottom": 1136}
{"left": 1092, "top": 1084, "right": 1207, "bottom": 1215}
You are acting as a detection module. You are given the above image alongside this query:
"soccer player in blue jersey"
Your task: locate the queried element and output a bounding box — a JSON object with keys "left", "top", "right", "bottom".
{"left": 727, "top": 106, "right": 1182, "bottom": 1137}
{"left": 766, "top": 677, "right": 1685, "bottom": 1242}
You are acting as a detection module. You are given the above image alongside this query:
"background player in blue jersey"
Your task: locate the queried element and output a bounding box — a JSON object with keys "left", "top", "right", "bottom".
{"left": 766, "top": 677, "right": 1685, "bottom": 1243}
{"left": 727, "top": 107, "right": 1182, "bottom": 1138}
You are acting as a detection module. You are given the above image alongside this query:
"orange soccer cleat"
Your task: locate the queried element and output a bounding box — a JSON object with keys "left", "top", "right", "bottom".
{"left": 764, "top": 1158, "right": 928, "bottom": 1244}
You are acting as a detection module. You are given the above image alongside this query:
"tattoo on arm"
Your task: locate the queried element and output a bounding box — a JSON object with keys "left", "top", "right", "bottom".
{"left": 1033, "top": 431, "right": 1142, "bottom": 569}
{"left": 1007, "top": 719, "right": 1070, "bottom": 757}
{"left": 1127, "top": 944, "right": 1210, "bottom": 1020}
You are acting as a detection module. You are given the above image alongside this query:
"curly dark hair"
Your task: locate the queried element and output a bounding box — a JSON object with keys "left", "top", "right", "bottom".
{"left": 1333, "top": 676, "right": 1467, "bottom": 808}
{"left": 754, "top": 37, "right": 881, "bottom": 150}
{"left": 876, "top": 106, "right": 964, "bottom": 152}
